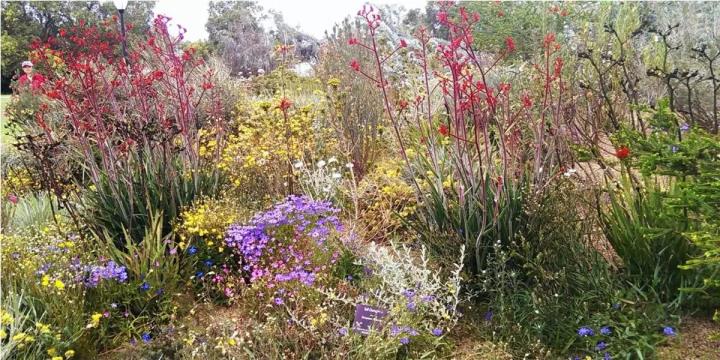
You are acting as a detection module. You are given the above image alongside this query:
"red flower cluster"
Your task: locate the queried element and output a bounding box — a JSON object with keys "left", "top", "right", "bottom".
{"left": 350, "top": 59, "right": 361, "bottom": 72}
{"left": 438, "top": 124, "right": 450, "bottom": 137}
{"left": 436, "top": 11, "right": 449, "bottom": 25}
{"left": 397, "top": 99, "right": 409, "bottom": 111}
{"left": 505, "top": 36, "right": 516, "bottom": 52}
{"left": 543, "top": 33, "right": 556, "bottom": 49}
{"left": 615, "top": 146, "right": 630, "bottom": 159}
{"left": 498, "top": 83, "right": 511, "bottom": 94}
{"left": 279, "top": 97, "right": 292, "bottom": 112}
{"left": 348, "top": 37, "right": 359, "bottom": 45}
{"left": 521, "top": 94, "right": 533, "bottom": 109}
{"left": 399, "top": 39, "right": 408, "bottom": 48}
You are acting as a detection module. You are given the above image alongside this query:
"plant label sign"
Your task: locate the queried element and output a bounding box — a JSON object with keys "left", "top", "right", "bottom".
{"left": 353, "top": 304, "right": 387, "bottom": 335}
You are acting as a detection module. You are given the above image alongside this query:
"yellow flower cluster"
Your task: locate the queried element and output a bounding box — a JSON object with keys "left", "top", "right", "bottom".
{"left": 176, "top": 198, "right": 242, "bottom": 253}
{"left": 0, "top": 167, "right": 36, "bottom": 197}
{"left": 218, "top": 98, "right": 337, "bottom": 199}
{"left": 357, "top": 159, "right": 418, "bottom": 243}
{"left": 86, "top": 312, "right": 103, "bottom": 329}
{"left": 1, "top": 309, "right": 74, "bottom": 356}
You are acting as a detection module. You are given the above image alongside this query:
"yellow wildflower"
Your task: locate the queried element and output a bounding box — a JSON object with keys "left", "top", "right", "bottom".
{"left": 54, "top": 279, "right": 65, "bottom": 291}
{"left": 87, "top": 313, "right": 103, "bottom": 328}
{"left": 41, "top": 275, "right": 50, "bottom": 287}
{"left": 36, "top": 322, "right": 51, "bottom": 334}
{"left": 1, "top": 310, "right": 12, "bottom": 325}
{"left": 48, "top": 347, "right": 58, "bottom": 356}
{"left": 64, "top": 350, "right": 75, "bottom": 358}
{"left": 12, "top": 332, "right": 27, "bottom": 342}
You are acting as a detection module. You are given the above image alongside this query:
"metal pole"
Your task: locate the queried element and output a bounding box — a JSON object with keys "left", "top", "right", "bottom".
{"left": 118, "top": 9, "right": 129, "bottom": 61}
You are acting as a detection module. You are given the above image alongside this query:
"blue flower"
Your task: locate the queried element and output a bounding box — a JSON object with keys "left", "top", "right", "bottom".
{"left": 274, "top": 297, "right": 284, "bottom": 305}
{"left": 600, "top": 326, "right": 612, "bottom": 336}
{"left": 345, "top": 275, "right": 353, "bottom": 281}
{"left": 187, "top": 246, "right": 198, "bottom": 255}
{"left": 680, "top": 123, "right": 690, "bottom": 132}
{"left": 407, "top": 302, "right": 416, "bottom": 312}
{"left": 139, "top": 282, "right": 150, "bottom": 292}
{"left": 596, "top": 341, "right": 607, "bottom": 351}
{"left": 431, "top": 328, "right": 443, "bottom": 336}
{"left": 662, "top": 326, "right": 676, "bottom": 336}
{"left": 577, "top": 326, "right": 594, "bottom": 337}
{"left": 399, "top": 337, "right": 410, "bottom": 345}
{"left": 141, "top": 332, "right": 152, "bottom": 343}
{"left": 203, "top": 259, "right": 213, "bottom": 267}
{"left": 484, "top": 310, "right": 494, "bottom": 322}
{"left": 154, "top": 288, "right": 164, "bottom": 296}
{"left": 195, "top": 271, "right": 205, "bottom": 278}
{"left": 603, "top": 352, "right": 612, "bottom": 360}
{"left": 670, "top": 145, "right": 679, "bottom": 153}
{"left": 612, "top": 303, "right": 620, "bottom": 310}
{"left": 338, "top": 327, "right": 348, "bottom": 336}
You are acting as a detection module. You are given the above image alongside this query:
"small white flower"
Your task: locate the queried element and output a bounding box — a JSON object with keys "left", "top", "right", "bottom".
{"left": 328, "top": 157, "right": 338, "bottom": 163}
{"left": 332, "top": 173, "right": 342, "bottom": 179}
{"left": 323, "top": 186, "right": 331, "bottom": 193}
{"left": 563, "top": 168, "right": 577, "bottom": 177}
{"left": 317, "top": 160, "right": 326, "bottom": 168}
{"left": 345, "top": 162, "right": 354, "bottom": 168}
{"left": 293, "top": 161, "right": 304, "bottom": 169}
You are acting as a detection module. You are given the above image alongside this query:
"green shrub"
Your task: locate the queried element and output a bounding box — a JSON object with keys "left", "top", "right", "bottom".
{"left": 85, "top": 150, "right": 222, "bottom": 247}
{"left": 600, "top": 174, "right": 699, "bottom": 305}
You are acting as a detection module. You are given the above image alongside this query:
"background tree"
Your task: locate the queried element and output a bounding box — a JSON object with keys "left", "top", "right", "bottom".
{"left": 206, "top": 0, "right": 272, "bottom": 76}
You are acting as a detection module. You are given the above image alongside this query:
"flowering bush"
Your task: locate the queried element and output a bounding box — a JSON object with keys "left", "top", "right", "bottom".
{"left": 6, "top": 15, "right": 226, "bottom": 244}
{"left": 219, "top": 98, "right": 336, "bottom": 202}
{"left": 348, "top": 3, "right": 572, "bottom": 276}
{"left": 356, "top": 158, "right": 417, "bottom": 243}
{"left": 225, "top": 195, "right": 344, "bottom": 304}
{"left": 293, "top": 157, "right": 346, "bottom": 202}
{"left": 174, "top": 197, "right": 247, "bottom": 303}
{"left": 308, "top": 241, "right": 466, "bottom": 358}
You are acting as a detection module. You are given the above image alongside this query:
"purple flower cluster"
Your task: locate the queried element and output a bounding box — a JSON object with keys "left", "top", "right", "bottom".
{"left": 390, "top": 325, "right": 419, "bottom": 337}
{"left": 84, "top": 260, "right": 128, "bottom": 288}
{"left": 576, "top": 325, "right": 614, "bottom": 359}
{"left": 225, "top": 196, "right": 343, "bottom": 296}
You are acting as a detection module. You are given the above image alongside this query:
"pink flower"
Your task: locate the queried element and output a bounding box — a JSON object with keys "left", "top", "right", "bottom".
{"left": 436, "top": 11, "right": 449, "bottom": 24}
{"left": 348, "top": 37, "right": 359, "bottom": 45}
{"left": 7, "top": 194, "right": 18, "bottom": 204}
{"left": 399, "top": 39, "right": 408, "bottom": 48}
{"left": 350, "top": 59, "right": 361, "bottom": 72}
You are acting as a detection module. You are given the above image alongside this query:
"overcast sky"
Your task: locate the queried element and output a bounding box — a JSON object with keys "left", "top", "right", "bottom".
{"left": 153, "top": 0, "right": 427, "bottom": 41}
